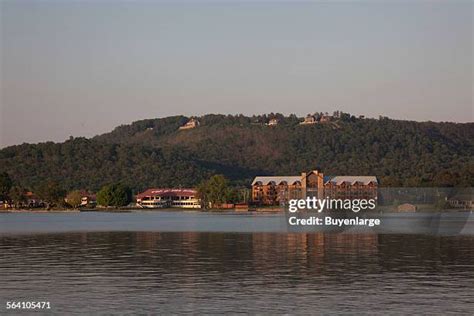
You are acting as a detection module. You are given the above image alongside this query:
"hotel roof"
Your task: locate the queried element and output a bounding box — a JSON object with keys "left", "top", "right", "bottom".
{"left": 324, "top": 176, "right": 378, "bottom": 185}
{"left": 252, "top": 176, "right": 302, "bottom": 185}
{"left": 252, "top": 175, "right": 378, "bottom": 186}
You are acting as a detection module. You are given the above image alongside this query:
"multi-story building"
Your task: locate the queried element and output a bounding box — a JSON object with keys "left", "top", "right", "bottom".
{"left": 251, "top": 170, "right": 377, "bottom": 205}
{"left": 136, "top": 188, "right": 201, "bottom": 209}
{"left": 323, "top": 176, "right": 378, "bottom": 200}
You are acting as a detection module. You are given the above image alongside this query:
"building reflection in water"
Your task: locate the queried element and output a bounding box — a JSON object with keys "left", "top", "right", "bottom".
{"left": 1, "top": 232, "right": 474, "bottom": 314}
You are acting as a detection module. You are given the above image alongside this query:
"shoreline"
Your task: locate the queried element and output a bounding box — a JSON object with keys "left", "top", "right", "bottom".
{"left": 0, "top": 207, "right": 285, "bottom": 214}
{"left": 1, "top": 208, "right": 472, "bottom": 215}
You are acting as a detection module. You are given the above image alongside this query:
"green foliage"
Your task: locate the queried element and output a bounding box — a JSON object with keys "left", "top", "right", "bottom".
{"left": 97, "top": 184, "right": 131, "bottom": 208}
{"left": 197, "top": 175, "right": 232, "bottom": 208}
{"left": 228, "top": 187, "right": 251, "bottom": 204}
{"left": 0, "top": 172, "right": 13, "bottom": 201}
{"left": 66, "top": 190, "right": 83, "bottom": 208}
{"left": 35, "top": 181, "right": 66, "bottom": 207}
{"left": 9, "top": 185, "right": 27, "bottom": 208}
{"left": 0, "top": 114, "right": 473, "bottom": 193}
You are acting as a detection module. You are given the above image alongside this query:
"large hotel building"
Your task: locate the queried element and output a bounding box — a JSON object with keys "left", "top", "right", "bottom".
{"left": 251, "top": 170, "right": 378, "bottom": 205}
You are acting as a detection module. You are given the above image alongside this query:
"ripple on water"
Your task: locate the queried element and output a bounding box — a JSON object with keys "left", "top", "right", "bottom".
{"left": 0, "top": 232, "right": 473, "bottom": 314}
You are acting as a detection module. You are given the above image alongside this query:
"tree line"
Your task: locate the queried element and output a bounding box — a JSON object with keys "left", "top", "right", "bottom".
{"left": 1, "top": 113, "right": 472, "bottom": 195}
{"left": 1, "top": 171, "right": 241, "bottom": 209}
{"left": 0, "top": 172, "right": 133, "bottom": 209}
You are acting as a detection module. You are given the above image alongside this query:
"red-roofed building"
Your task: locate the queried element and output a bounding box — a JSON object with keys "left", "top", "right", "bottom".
{"left": 136, "top": 188, "right": 200, "bottom": 209}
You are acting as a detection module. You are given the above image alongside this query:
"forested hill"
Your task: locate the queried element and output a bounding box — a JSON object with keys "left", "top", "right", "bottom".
{"left": 1, "top": 113, "right": 473, "bottom": 192}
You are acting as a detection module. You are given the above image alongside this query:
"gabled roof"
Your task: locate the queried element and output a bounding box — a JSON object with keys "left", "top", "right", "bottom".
{"left": 252, "top": 176, "right": 302, "bottom": 186}
{"left": 324, "top": 176, "right": 378, "bottom": 185}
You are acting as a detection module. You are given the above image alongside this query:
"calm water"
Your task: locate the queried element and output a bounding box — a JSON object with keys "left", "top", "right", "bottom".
{"left": 1, "top": 212, "right": 474, "bottom": 314}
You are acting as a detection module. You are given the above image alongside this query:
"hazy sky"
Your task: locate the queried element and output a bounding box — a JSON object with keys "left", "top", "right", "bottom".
{"left": 1, "top": 0, "right": 472, "bottom": 147}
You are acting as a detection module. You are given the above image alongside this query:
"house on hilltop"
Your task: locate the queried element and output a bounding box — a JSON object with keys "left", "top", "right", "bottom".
{"left": 267, "top": 118, "right": 279, "bottom": 126}
{"left": 319, "top": 114, "right": 332, "bottom": 123}
{"left": 299, "top": 114, "right": 317, "bottom": 125}
{"left": 299, "top": 113, "right": 334, "bottom": 125}
{"left": 179, "top": 118, "right": 200, "bottom": 130}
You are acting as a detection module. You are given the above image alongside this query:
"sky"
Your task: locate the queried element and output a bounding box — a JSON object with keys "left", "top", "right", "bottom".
{"left": 0, "top": 0, "right": 472, "bottom": 147}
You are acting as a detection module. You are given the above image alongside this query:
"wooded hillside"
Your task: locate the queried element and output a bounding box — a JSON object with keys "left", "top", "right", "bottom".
{"left": 1, "top": 113, "right": 472, "bottom": 191}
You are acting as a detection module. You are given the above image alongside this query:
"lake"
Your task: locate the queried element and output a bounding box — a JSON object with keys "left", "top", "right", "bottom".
{"left": 1, "top": 211, "right": 473, "bottom": 314}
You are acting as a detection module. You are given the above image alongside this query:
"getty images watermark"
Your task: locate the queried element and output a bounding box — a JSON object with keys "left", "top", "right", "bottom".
{"left": 287, "top": 196, "right": 380, "bottom": 227}
{"left": 284, "top": 187, "right": 473, "bottom": 235}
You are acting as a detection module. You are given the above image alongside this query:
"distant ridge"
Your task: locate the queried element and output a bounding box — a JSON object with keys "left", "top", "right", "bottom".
{"left": 1, "top": 113, "right": 473, "bottom": 191}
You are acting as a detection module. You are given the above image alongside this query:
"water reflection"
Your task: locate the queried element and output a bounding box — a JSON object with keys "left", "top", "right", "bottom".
{"left": 1, "top": 233, "right": 473, "bottom": 314}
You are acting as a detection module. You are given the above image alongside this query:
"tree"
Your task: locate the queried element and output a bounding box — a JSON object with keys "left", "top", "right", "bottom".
{"left": 96, "top": 185, "right": 113, "bottom": 207}
{"left": 66, "top": 190, "right": 83, "bottom": 209}
{"left": 96, "top": 184, "right": 131, "bottom": 208}
{"left": 9, "top": 185, "right": 27, "bottom": 208}
{"left": 110, "top": 184, "right": 131, "bottom": 207}
{"left": 197, "top": 175, "right": 232, "bottom": 209}
{"left": 228, "top": 187, "right": 250, "bottom": 204}
{"left": 0, "top": 172, "right": 13, "bottom": 201}
{"left": 0, "top": 114, "right": 472, "bottom": 190}
{"left": 36, "top": 181, "right": 66, "bottom": 208}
